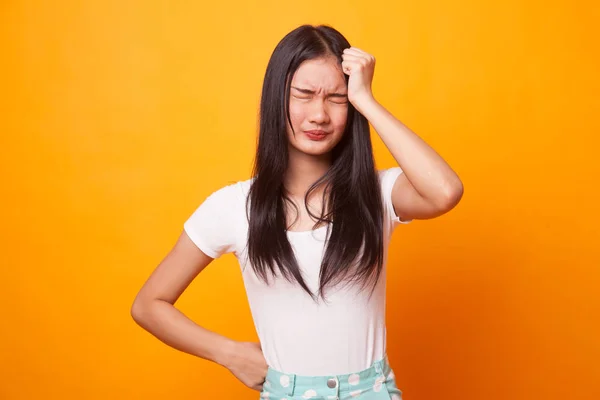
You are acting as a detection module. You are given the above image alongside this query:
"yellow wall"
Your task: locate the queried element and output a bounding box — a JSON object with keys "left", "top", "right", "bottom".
{"left": 2, "top": 1, "right": 598, "bottom": 399}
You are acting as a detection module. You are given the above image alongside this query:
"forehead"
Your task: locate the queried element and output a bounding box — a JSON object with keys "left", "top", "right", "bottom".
{"left": 291, "top": 57, "right": 346, "bottom": 92}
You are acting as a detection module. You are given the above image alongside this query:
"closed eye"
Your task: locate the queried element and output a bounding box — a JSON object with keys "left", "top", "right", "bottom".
{"left": 291, "top": 86, "right": 348, "bottom": 102}
{"left": 292, "top": 95, "right": 347, "bottom": 105}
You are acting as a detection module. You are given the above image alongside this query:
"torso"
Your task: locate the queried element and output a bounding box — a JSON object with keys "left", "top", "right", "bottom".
{"left": 284, "top": 195, "right": 330, "bottom": 232}
{"left": 220, "top": 172, "right": 399, "bottom": 375}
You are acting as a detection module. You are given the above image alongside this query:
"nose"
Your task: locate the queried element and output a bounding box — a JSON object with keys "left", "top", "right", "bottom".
{"left": 308, "top": 99, "right": 330, "bottom": 125}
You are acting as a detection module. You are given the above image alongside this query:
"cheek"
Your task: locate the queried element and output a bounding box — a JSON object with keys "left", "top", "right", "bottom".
{"left": 286, "top": 109, "right": 305, "bottom": 139}
{"left": 288, "top": 104, "right": 304, "bottom": 127}
{"left": 332, "top": 108, "right": 348, "bottom": 132}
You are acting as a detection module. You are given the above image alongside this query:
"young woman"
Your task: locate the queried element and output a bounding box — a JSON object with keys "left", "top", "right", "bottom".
{"left": 131, "top": 24, "right": 463, "bottom": 400}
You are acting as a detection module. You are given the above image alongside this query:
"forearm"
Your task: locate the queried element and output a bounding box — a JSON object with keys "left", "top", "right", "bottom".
{"left": 131, "top": 299, "right": 237, "bottom": 368}
{"left": 358, "top": 97, "right": 463, "bottom": 203}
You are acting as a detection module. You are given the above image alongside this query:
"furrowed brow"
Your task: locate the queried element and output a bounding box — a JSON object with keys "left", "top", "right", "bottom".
{"left": 291, "top": 86, "right": 348, "bottom": 98}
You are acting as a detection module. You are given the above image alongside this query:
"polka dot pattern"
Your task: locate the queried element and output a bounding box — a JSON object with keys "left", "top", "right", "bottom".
{"left": 265, "top": 358, "right": 401, "bottom": 399}
{"left": 373, "top": 375, "right": 386, "bottom": 392}
{"left": 348, "top": 373, "right": 360, "bottom": 386}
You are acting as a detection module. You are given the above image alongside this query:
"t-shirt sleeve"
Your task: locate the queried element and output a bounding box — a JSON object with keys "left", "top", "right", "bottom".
{"left": 379, "top": 167, "right": 413, "bottom": 227}
{"left": 183, "top": 183, "right": 240, "bottom": 259}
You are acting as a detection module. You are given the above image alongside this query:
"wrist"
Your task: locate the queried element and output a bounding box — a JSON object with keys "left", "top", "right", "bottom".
{"left": 215, "top": 338, "right": 238, "bottom": 369}
{"left": 352, "top": 94, "right": 378, "bottom": 116}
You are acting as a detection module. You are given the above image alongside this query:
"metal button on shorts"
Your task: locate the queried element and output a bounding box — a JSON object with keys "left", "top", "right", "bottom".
{"left": 327, "top": 378, "right": 337, "bottom": 388}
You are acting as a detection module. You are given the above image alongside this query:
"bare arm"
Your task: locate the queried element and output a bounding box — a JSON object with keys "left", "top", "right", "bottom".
{"left": 340, "top": 47, "right": 463, "bottom": 221}
{"left": 361, "top": 98, "right": 464, "bottom": 221}
{"left": 130, "top": 230, "right": 267, "bottom": 391}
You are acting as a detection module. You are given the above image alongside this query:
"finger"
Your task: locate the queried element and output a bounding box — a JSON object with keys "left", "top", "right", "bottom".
{"left": 344, "top": 48, "right": 375, "bottom": 64}
{"left": 342, "top": 59, "right": 368, "bottom": 73}
{"left": 342, "top": 61, "right": 358, "bottom": 74}
{"left": 342, "top": 58, "right": 364, "bottom": 67}
{"left": 342, "top": 54, "right": 365, "bottom": 64}
{"left": 343, "top": 48, "right": 363, "bottom": 57}
{"left": 344, "top": 47, "right": 368, "bottom": 56}
{"left": 350, "top": 47, "right": 371, "bottom": 57}
{"left": 342, "top": 53, "right": 371, "bottom": 66}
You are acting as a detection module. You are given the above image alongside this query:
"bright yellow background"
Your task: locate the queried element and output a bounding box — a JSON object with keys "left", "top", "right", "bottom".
{"left": 2, "top": 1, "right": 598, "bottom": 399}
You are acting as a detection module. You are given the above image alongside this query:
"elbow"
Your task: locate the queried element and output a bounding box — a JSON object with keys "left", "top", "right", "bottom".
{"left": 130, "top": 296, "right": 152, "bottom": 325}
{"left": 131, "top": 295, "right": 171, "bottom": 327}
{"left": 439, "top": 180, "right": 464, "bottom": 211}
{"left": 130, "top": 299, "right": 143, "bottom": 324}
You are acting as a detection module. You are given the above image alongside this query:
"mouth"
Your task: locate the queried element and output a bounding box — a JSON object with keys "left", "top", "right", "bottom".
{"left": 304, "top": 130, "right": 330, "bottom": 141}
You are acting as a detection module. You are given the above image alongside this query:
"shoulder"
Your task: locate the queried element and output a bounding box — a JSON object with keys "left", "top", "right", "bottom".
{"left": 185, "top": 177, "right": 252, "bottom": 223}
{"left": 204, "top": 176, "right": 253, "bottom": 205}
{"left": 183, "top": 176, "right": 253, "bottom": 258}
{"left": 378, "top": 166, "right": 403, "bottom": 178}
{"left": 377, "top": 167, "right": 412, "bottom": 226}
{"left": 236, "top": 176, "right": 255, "bottom": 199}
{"left": 377, "top": 167, "right": 404, "bottom": 190}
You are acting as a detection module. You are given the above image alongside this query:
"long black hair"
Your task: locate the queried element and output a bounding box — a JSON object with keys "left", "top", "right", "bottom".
{"left": 246, "top": 24, "right": 385, "bottom": 303}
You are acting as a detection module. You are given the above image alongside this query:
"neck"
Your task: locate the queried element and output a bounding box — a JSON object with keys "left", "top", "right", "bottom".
{"left": 284, "top": 147, "right": 331, "bottom": 199}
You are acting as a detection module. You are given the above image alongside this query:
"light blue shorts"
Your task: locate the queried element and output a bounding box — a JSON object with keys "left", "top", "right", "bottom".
{"left": 260, "top": 355, "right": 403, "bottom": 400}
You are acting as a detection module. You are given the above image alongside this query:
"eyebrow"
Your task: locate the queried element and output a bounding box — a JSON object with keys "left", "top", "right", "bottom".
{"left": 291, "top": 86, "right": 348, "bottom": 98}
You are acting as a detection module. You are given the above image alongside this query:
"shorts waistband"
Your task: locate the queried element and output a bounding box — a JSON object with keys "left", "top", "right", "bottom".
{"left": 263, "top": 355, "right": 394, "bottom": 398}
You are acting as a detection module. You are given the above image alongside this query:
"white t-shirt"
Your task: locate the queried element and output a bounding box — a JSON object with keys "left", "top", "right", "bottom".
{"left": 183, "top": 167, "right": 411, "bottom": 376}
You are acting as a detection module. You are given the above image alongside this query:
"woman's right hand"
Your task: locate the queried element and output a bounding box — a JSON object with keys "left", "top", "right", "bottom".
{"left": 223, "top": 341, "right": 269, "bottom": 391}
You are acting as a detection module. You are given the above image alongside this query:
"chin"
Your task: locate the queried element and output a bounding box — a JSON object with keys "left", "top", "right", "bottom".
{"left": 291, "top": 142, "right": 336, "bottom": 157}
{"left": 302, "top": 148, "right": 332, "bottom": 157}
